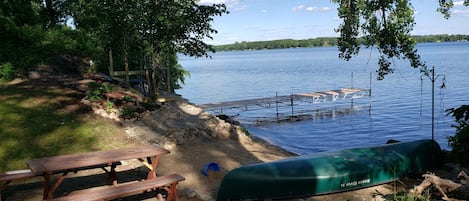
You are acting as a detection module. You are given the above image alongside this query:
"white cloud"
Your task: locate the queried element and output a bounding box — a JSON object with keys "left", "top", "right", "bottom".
{"left": 453, "top": 9, "right": 469, "bottom": 16}
{"left": 292, "top": 5, "right": 331, "bottom": 12}
{"left": 292, "top": 5, "right": 306, "bottom": 12}
{"left": 454, "top": 1, "right": 465, "bottom": 7}
{"left": 449, "top": 1, "right": 469, "bottom": 17}
{"left": 232, "top": 4, "right": 248, "bottom": 11}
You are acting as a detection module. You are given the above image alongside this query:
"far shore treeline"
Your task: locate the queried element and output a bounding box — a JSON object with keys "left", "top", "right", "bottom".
{"left": 213, "top": 34, "right": 469, "bottom": 51}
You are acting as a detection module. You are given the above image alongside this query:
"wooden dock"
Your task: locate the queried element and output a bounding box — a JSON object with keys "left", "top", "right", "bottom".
{"left": 198, "top": 88, "right": 371, "bottom": 125}
{"left": 199, "top": 88, "right": 369, "bottom": 111}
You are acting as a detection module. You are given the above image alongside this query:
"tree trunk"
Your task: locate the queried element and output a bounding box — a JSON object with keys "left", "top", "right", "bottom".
{"left": 124, "top": 49, "right": 129, "bottom": 86}
{"left": 124, "top": 37, "right": 130, "bottom": 86}
{"left": 151, "top": 51, "right": 160, "bottom": 95}
{"left": 108, "top": 48, "right": 114, "bottom": 77}
{"left": 166, "top": 59, "right": 172, "bottom": 93}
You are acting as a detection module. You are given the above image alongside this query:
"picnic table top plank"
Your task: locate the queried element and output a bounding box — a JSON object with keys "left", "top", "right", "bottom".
{"left": 27, "top": 145, "right": 169, "bottom": 174}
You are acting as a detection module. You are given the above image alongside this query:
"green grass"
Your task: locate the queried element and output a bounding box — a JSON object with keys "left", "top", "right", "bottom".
{"left": 393, "top": 191, "right": 430, "bottom": 201}
{"left": 0, "top": 80, "right": 127, "bottom": 171}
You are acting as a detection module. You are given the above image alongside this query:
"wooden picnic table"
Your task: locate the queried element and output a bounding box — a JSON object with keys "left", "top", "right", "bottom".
{"left": 27, "top": 145, "right": 169, "bottom": 200}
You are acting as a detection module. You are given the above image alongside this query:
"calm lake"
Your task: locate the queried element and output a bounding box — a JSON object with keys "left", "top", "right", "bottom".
{"left": 177, "top": 42, "right": 469, "bottom": 154}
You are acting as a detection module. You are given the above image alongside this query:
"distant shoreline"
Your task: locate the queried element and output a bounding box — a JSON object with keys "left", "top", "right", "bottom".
{"left": 213, "top": 34, "right": 469, "bottom": 52}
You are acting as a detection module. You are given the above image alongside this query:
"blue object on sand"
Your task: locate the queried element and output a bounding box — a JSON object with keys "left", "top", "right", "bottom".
{"left": 201, "top": 162, "right": 220, "bottom": 176}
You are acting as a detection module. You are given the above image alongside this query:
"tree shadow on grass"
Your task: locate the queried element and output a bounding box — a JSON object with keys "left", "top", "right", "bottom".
{"left": 0, "top": 76, "right": 99, "bottom": 171}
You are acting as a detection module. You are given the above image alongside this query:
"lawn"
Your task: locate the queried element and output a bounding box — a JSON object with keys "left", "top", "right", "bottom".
{"left": 0, "top": 78, "right": 130, "bottom": 171}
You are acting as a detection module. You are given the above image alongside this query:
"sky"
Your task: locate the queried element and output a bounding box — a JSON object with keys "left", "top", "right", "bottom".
{"left": 198, "top": 0, "right": 469, "bottom": 45}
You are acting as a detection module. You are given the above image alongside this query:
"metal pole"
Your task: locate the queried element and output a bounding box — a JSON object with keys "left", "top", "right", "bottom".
{"left": 421, "top": 66, "right": 445, "bottom": 142}
{"left": 431, "top": 67, "right": 435, "bottom": 141}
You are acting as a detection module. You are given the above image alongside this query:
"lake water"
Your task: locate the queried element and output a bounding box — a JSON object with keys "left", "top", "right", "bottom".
{"left": 177, "top": 42, "right": 469, "bottom": 154}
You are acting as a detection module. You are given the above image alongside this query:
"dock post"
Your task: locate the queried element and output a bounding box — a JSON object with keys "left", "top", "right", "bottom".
{"left": 276, "top": 92, "right": 279, "bottom": 122}
{"left": 350, "top": 72, "right": 354, "bottom": 107}
{"left": 369, "top": 72, "right": 372, "bottom": 97}
{"left": 368, "top": 72, "right": 373, "bottom": 117}
{"left": 291, "top": 94, "right": 294, "bottom": 119}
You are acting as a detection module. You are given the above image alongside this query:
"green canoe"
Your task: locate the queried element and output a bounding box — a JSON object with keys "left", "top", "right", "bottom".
{"left": 217, "top": 139, "right": 442, "bottom": 200}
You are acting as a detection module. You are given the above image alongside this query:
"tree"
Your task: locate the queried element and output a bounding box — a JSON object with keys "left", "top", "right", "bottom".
{"left": 0, "top": 0, "right": 99, "bottom": 80}
{"left": 69, "top": 0, "right": 227, "bottom": 94}
{"left": 331, "top": 0, "right": 468, "bottom": 80}
{"left": 0, "top": 1, "right": 41, "bottom": 73}
{"left": 332, "top": 0, "right": 424, "bottom": 80}
{"left": 132, "top": 0, "right": 227, "bottom": 94}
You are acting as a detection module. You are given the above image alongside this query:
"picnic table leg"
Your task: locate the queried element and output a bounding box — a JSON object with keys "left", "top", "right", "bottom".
{"left": 42, "top": 173, "right": 50, "bottom": 200}
{"left": 46, "top": 172, "right": 69, "bottom": 200}
{"left": 146, "top": 156, "right": 160, "bottom": 179}
{"left": 1, "top": 180, "right": 12, "bottom": 193}
{"left": 1, "top": 180, "right": 12, "bottom": 201}
{"left": 107, "top": 163, "right": 117, "bottom": 186}
{"left": 165, "top": 182, "right": 179, "bottom": 201}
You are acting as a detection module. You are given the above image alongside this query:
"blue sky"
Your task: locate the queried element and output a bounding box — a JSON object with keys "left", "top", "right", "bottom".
{"left": 198, "top": 0, "right": 469, "bottom": 45}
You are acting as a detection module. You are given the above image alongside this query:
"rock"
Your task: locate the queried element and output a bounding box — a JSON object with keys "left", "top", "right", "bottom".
{"left": 216, "top": 114, "right": 240, "bottom": 125}
{"left": 28, "top": 71, "right": 41, "bottom": 79}
{"left": 163, "top": 143, "right": 174, "bottom": 151}
{"left": 386, "top": 139, "right": 400, "bottom": 144}
{"left": 457, "top": 170, "right": 469, "bottom": 185}
{"left": 374, "top": 195, "right": 386, "bottom": 201}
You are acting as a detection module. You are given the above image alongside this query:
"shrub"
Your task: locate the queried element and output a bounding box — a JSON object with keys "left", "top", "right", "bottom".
{"left": 123, "top": 95, "right": 134, "bottom": 102}
{"left": 0, "top": 62, "right": 16, "bottom": 80}
{"left": 102, "top": 82, "right": 114, "bottom": 93}
{"left": 447, "top": 105, "right": 469, "bottom": 165}
{"left": 86, "top": 82, "right": 104, "bottom": 102}
{"left": 121, "top": 107, "right": 137, "bottom": 119}
{"left": 105, "top": 100, "right": 114, "bottom": 112}
{"left": 394, "top": 191, "right": 429, "bottom": 201}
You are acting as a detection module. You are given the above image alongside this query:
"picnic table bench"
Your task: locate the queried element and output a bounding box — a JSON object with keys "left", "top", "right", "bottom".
{"left": 0, "top": 169, "right": 37, "bottom": 200}
{"left": 48, "top": 174, "right": 185, "bottom": 201}
{"left": 1, "top": 163, "right": 124, "bottom": 200}
{"left": 1, "top": 145, "right": 184, "bottom": 201}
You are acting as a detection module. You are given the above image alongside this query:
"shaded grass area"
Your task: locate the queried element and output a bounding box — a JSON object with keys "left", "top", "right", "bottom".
{"left": 0, "top": 79, "right": 128, "bottom": 171}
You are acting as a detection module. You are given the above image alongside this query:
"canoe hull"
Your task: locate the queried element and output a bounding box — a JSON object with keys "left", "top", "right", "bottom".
{"left": 217, "top": 139, "right": 442, "bottom": 200}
